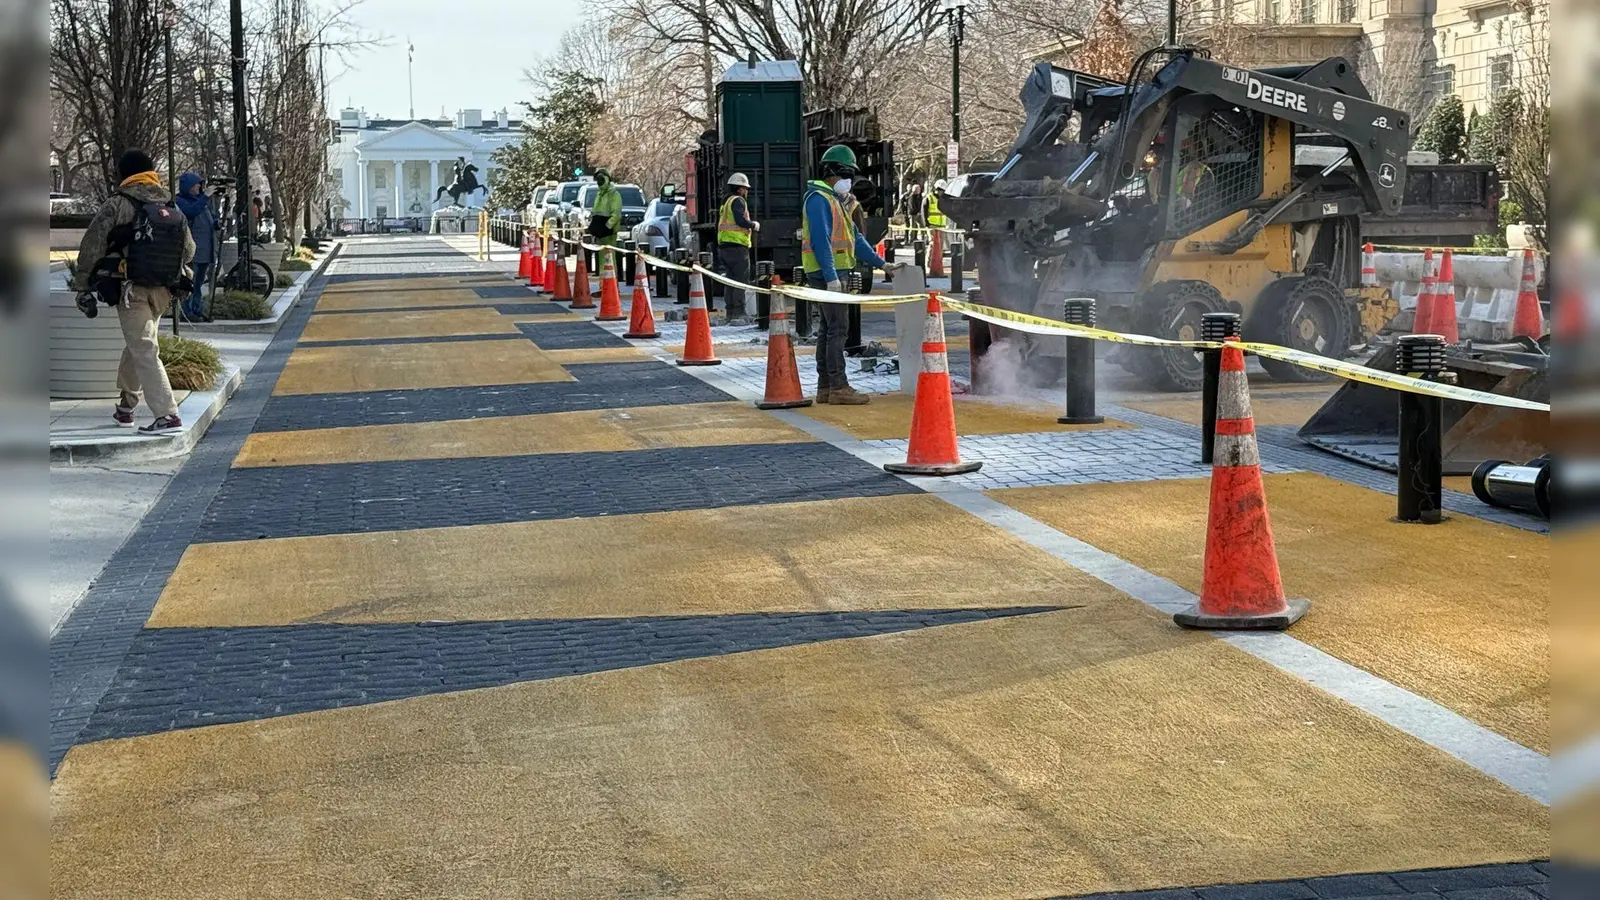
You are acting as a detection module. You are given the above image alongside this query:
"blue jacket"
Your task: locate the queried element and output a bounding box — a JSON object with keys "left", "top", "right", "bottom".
{"left": 175, "top": 172, "right": 216, "bottom": 266}
{"left": 803, "top": 184, "right": 885, "bottom": 282}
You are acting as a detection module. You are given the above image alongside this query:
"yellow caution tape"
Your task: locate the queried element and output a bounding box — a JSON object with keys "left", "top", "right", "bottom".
{"left": 941, "top": 298, "right": 1215, "bottom": 349}
{"left": 1234, "top": 343, "right": 1551, "bottom": 411}
{"left": 777, "top": 282, "right": 928, "bottom": 306}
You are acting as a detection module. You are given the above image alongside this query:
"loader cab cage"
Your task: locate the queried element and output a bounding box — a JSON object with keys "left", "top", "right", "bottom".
{"left": 1160, "top": 102, "right": 1265, "bottom": 237}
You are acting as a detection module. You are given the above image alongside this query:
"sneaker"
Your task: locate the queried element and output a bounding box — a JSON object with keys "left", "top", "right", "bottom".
{"left": 725, "top": 315, "right": 753, "bottom": 327}
{"left": 815, "top": 386, "right": 832, "bottom": 405}
{"left": 112, "top": 406, "right": 135, "bottom": 428}
{"left": 830, "top": 386, "right": 870, "bottom": 405}
{"left": 139, "top": 415, "right": 182, "bottom": 435}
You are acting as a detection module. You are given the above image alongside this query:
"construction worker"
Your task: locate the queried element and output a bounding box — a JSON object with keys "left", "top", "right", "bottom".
{"left": 924, "top": 180, "right": 947, "bottom": 231}
{"left": 588, "top": 167, "right": 624, "bottom": 272}
{"left": 717, "top": 172, "right": 759, "bottom": 323}
{"left": 802, "top": 144, "right": 889, "bottom": 405}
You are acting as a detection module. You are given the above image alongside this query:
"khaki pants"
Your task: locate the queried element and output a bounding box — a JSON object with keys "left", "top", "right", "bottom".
{"left": 117, "top": 285, "right": 178, "bottom": 418}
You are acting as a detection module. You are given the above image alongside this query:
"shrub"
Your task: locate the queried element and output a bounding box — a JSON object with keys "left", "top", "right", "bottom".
{"left": 274, "top": 273, "right": 294, "bottom": 288}
{"left": 280, "top": 258, "right": 311, "bottom": 272}
{"left": 1415, "top": 95, "right": 1466, "bottom": 163}
{"left": 210, "top": 289, "right": 273, "bottom": 320}
{"left": 294, "top": 246, "right": 317, "bottom": 262}
{"left": 158, "top": 335, "right": 223, "bottom": 390}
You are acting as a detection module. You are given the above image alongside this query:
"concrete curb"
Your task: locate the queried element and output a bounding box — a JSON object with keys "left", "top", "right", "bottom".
{"left": 184, "top": 241, "right": 342, "bottom": 335}
{"left": 50, "top": 363, "right": 243, "bottom": 466}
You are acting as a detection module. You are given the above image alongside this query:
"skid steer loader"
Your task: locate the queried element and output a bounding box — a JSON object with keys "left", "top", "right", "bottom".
{"left": 940, "top": 48, "right": 1414, "bottom": 391}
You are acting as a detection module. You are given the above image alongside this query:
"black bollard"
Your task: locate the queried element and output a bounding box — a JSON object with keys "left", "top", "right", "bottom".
{"left": 1059, "top": 299, "right": 1104, "bottom": 424}
{"left": 1396, "top": 334, "right": 1447, "bottom": 524}
{"left": 882, "top": 239, "right": 897, "bottom": 283}
{"left": 845, "top": 271, "right": 863, "bottom": 354}
{"left": 674, "top": 250, "right": 690, "bottom": 304}
{"left": 655, "top": 249, "right": 671, "bottom": 297}
{"left": 697, "top": 251, "right": 714, "bottom": 312}
{"left": 621, "top": 240, "right": 636, "bottom": 286}
{"left": 950, "top": 236, "right": 965, "bottom": 295}
{"left": 792, "top": 266, "right": 811, "bottom": 339}
{"left": 967, "top": 288, "right": 993, "bottom": 395}
{"left": 913, "top": 238, "right": 927, "bottom": 270}
{"left": 755, "top": 261, "right": 774, "bottom": 331}
{"left": 1199, "top": 312, "right": 1243, "bottom": 465}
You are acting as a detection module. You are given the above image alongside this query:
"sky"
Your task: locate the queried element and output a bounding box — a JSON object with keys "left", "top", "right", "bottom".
{"left": 325, "top": 0, "right": 584, "bottom": 121}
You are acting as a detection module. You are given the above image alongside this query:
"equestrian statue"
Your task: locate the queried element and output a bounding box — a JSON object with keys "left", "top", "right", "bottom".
{"left": 434, "top": 157, "right": 486, "bottom": 208}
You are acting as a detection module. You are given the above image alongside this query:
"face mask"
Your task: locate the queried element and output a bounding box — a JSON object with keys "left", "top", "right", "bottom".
{"left": 834, "top": 178, "right": 853, "bottom": 196}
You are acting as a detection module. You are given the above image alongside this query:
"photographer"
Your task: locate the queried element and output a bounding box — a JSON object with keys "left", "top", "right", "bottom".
{"left": 70, "top": 149, "right": 196, "bottom": 434}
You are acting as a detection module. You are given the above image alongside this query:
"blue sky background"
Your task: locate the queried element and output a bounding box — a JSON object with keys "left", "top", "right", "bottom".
{"left": 326, "top": 0, "right": 583, "bottom": 120}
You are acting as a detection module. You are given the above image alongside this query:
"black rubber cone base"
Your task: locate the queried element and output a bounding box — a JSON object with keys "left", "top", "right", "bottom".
{"left": 1174, "top": 597, "right": 1310, "bottom": 631}
{"left": 1057, "top": 415, "right": 1104, "bottom": 425}
{"left": 884, "top": 460, "right": 983, "bottom": 477}
{"left": 597, "top": 314, "right": 627, "bottom": 322}
{"left": 624, "top": 330, "right": 660, "bottom": 339}
{"left": 676, "top": 358, "right": 723, "bottom": 367}
{"left": 756, "top": 398, "right": 813, "bottom": 410}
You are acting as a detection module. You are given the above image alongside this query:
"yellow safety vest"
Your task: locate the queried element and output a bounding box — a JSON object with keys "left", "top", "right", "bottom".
{"left": 717, "top": 195, "right": 751, "bottom": 246}
{"left": 926, "top": 193, "right": 946, "bottom": 228}
{"left": 800, "top": 180, "right": 856, "bottom": 274}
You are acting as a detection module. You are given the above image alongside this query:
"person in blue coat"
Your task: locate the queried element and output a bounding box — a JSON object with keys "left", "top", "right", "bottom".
{"left": 175, "top": 171, "right": 217, "bottom": 321}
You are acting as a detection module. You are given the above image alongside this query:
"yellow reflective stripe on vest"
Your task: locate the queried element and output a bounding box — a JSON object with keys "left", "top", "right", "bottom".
{"left": 800, "top": 184, "right": 856, "bottom": 274}
{"left": 717, "top": 196, "right": 751, "bottom": 246}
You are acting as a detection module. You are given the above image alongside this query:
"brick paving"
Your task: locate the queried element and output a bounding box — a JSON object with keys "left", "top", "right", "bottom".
{"left": 77, "top": 607, "right": 1061, "bottom": 743}
{"left": 48, "top": 237, "right": 1549, "bottom": 897}
{"left": 252, "top": 362, "right": 734, "bottom": 431}
{"left": 297, "top": 332, "right": 527, "bottom": 348}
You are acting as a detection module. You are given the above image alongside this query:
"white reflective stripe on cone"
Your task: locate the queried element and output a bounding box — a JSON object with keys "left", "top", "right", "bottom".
{"left": 922, "top": 351, "right": 949, "bottom": 374}
{"left": 1217, "top": 369, "right": 1254, "bottom": 421}
{"left": 1213, "top": 431, "right": 1261, "bottom": 467}
{"left": 923, "top": 309, "right": 945, "bottom": 344}
{"left": 688, "top": 273, "right": 707, "bottom": 309}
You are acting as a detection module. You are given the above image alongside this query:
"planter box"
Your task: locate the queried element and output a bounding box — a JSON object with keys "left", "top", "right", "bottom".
{"left": 50, "top": 282, "right": 125, "bottom": 400}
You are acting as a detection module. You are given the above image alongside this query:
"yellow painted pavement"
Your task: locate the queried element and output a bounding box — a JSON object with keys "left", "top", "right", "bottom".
{"left": 300, "top": 307, "right": 522, "bottom": 343}
{"left": 1120, "top": 382, "right": 1340, "bottom": 428}
{"left": 232, "top": 401, "right": 810, "bottom": 468}
{"left": 800, "top": 391, "right": 1134, "bottom": 441}
{"left": 272, "top": 339, "right": 574, "bottom": 395}
{"left": 148, "top": 494, "right": 1121, "bottom": 626}
{"left": 313, "top": 288, "right": 496, "bottom": 312}
{"left": 993, "top": 472, "right": 1550, "bottom": 751}
{"left": 1, "top": 743, "right": 47, "bottom": 900}
{"left": 54, "top": 604, "right": 1547, "bottom": 899}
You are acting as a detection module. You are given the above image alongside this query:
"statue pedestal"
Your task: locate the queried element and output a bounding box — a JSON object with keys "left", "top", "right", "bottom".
{"left": 430, "top": 206, "right": 475, "bottom": 234}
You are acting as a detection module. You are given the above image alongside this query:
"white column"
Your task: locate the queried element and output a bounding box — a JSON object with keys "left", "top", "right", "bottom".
{"left": 357, "top": 159, "right": 368, "bottom": 222}
{"left": 428, "top": 158, "right": 438, "bottom": 209}
{"left": 393, "top": 161, "right": 402, "bottom": 220}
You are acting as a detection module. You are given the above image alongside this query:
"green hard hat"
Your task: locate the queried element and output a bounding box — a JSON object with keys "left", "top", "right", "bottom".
{"left": 819, "top": 144, "right": 858, "bottom": 174}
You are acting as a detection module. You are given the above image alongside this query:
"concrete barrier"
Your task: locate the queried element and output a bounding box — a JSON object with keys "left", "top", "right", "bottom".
{"left": 1374, "top": 250, "right": 1546, "bottom": 342}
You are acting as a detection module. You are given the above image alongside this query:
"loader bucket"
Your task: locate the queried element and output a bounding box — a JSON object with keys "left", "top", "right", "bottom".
{"left": 1297, "top": 343, "right": 1549, "bottom": 475}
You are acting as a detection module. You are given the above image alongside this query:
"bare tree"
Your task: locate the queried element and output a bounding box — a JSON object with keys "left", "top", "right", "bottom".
{"left": 51, "top": 0, "right": 169, "bottom": 193}
{"left": 597, "top": 0, "right": 941, "bottom": 109}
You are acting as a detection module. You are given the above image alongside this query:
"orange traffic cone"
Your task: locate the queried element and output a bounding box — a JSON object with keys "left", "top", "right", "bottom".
{"left": 1433, "top": 249, "right": 1460, "bottom": 343}
{"left": 528, "top": 233, "right": 544, "bottom": 287}
{"left": 1413, "top": 248, "right": 1437, "bottom": 335}
{"left": 570, "top": 246, "right": 594, "bottom": 309}
{"left": 928, "top": 228, "right": 945, "bottom": 277}
{"left": 1555, "top": 280, "right": 1587, "bottom": 340}
{"left": 541, "top": 238, "right": 557, "bottom": 295}
{"left": 624, "top": 250, "right": 660, "bottom": 339}
{"left": 884, "top": 293, "right": 981, "bottom": 476}
{"left": 676, "top": 269, "right": 721, "bottom": 366}
{"left": 1511, "top": 248, "right": 1544, "bottom": 339}
{"left": 1175, "top": 339, "right": 1308, "bottom": 630}
{"left": 517, "top": 233, "right": 532, "bottom": 279}
{"left": 756, "top": 292, "right": 811, "bottom": 409}
{"left": 551, "top": 243, "right": 573, "bottom": 302}
{"left": 1360, "top": 241, "right": 1377, "bottom": 287}
{"left": 596, "top": 248, "right": 625, "bottom": 321}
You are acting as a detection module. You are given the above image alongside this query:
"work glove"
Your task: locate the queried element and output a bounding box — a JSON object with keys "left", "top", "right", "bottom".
{"left": 752, "top": 221, "right": 761, "bottom": 232}
{"left": 825, "top": 279, "right": 843, "bottom": 294}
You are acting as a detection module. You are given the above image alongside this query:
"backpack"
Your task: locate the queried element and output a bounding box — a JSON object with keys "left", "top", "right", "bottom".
{"left": 115, "top": 191, "right": 187, "bottom": 287}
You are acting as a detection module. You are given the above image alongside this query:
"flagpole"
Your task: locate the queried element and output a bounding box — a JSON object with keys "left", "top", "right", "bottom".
{"left": 407, "top": 40, "right": 415, "bottom": 120}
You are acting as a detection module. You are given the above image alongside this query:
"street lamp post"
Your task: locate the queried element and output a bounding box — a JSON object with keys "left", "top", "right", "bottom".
{"left": 229, "top": 0, "right": 252, "bottom": 292}
{"left": 941, "top": 0, "right": 968, "bottom": 294}
{"left": 162, "top": 0, "right": 179, "bottom": 334}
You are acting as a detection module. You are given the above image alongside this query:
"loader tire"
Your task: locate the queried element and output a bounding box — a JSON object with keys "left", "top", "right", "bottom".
{"left": 1257, "top": 276, "right": 1353, "bottom": 383}
{"left": 1120, "top": 280, "right": 1227, "bottom": 392}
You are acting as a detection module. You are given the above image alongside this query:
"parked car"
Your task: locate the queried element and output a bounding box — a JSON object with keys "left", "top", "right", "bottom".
{"left": 525, "top": 181, "right": 559, "bottom": 226}
{"left": 630, "top": 186, "right": 689, "bottom": 255}
{"left": 565, "top": 182, "right": 647, "bottom": 241}
{"left": 544, "top": 178, "right": 592, "bottom": 231}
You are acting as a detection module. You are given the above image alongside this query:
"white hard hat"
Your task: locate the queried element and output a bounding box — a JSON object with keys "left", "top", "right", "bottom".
{"left": 727, "top": 172, "right": 751, "bottom": 188}
{"left": 934, "top": 179, "right": 947, "bottom": 191}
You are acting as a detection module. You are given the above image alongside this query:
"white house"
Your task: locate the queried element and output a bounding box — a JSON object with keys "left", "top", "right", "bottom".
{"left": 328, "top": 107, "right": 522, "bottom": 223}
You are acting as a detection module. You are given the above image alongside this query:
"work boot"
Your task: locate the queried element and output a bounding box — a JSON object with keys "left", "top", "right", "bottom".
{"left": 830, "top": 385, "right": 870, "bottom": 405}
{"left": 815, "top": 385, "right": 832, "bottom": 404}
